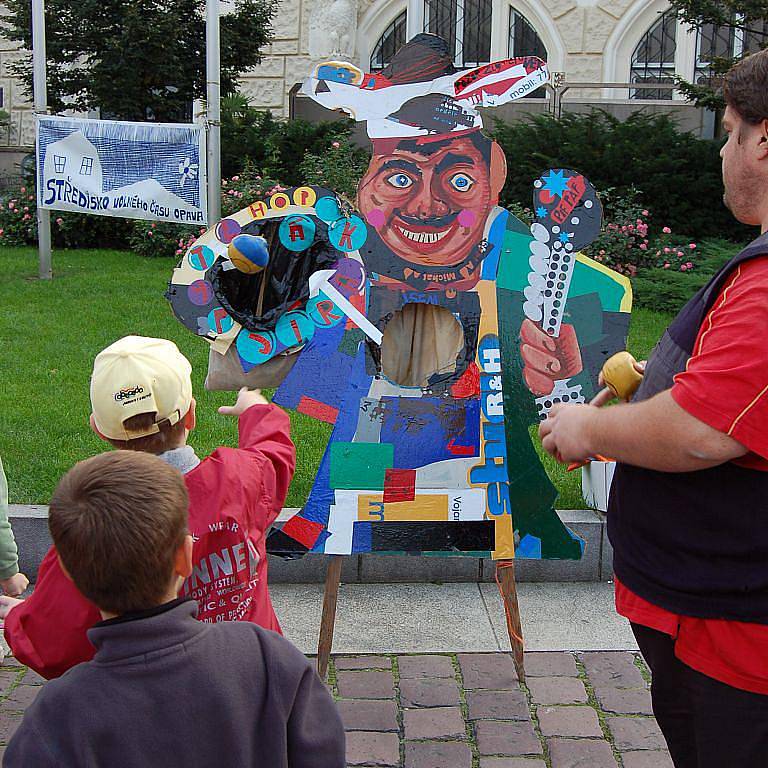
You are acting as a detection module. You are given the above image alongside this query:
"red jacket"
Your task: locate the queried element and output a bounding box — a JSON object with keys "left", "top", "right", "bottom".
{"left": 5, "top": 404, "right": 295, "bottom": 679}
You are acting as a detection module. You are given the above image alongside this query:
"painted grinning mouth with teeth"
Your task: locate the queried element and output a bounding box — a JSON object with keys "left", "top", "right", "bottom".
{"left": 394, "top": 211, "right": 459, "bottom": 247}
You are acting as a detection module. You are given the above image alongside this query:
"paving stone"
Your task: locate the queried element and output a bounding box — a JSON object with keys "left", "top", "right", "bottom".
{"left": 479, "top": 760, "right": 547, "bottom": 768}
{"left": 466, "top": 689, "right": 529, "bottom": 720}
{"left": 397, "top": 655, "right": 456, "bottom": 678}
{"left": 524, "top": 652, "right": 579, "bottom": 677}
{"left": 18, "top": 669, "right": 45, "bottom": 686}
{"left": 0, "top": 714, "right": 21, "bottom": 742}
{"left": 595, "top": 687, "right": 653, "bottom": 715}
{"left": 404, "top": 740, "right": 473, "bottom": 768}
{"left": 622, "top": 750, "right": 674, "bottom": 768}
{"left": 0, "top": 672, "right": 20, "bottom": 696}
{"left": 548, "top": 737, "right": 619, "bottom": 767}
{"left": 0, "top": 686, "right": 39, "bottom": 710}
{"left": 345, "top": 731, "right": 400, "bottom": 767}
{"left": 458, "top": 653, "right": 518, "bottom": 690}
{"left": 607, "top": 716, "right": 666, "bottom": 751}
{"left": 526, "top": 677, "right": 588, "bottom": 705}
{"left": 337, "top": 699, "right": 399, "bottom": 732}
{"left": 578, "top": 652, "right": 646, "bottom": 689}
{"left": 399, "top": 677, "right": 461, "bottom": 708}
{"left": 537, "top": 705, "right": 603, "bottom": 738}
{"left": 335, "top": 656, "right": 392, "bottom": 671}
{"left": 475, "top": 720, "right": 542, "bottom": 756}
{"left": 337, "top": 670, "right": 395, "bottom": 699}
{"left": 403, "top": 706, "right": 466, "bottom": 740}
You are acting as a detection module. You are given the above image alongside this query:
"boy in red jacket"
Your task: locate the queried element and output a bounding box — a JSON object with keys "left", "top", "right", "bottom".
{"left": 0, "top": 335, "right": 296, "bottom": 679}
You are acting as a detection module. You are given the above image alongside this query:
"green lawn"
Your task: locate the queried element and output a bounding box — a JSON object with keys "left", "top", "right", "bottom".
{"left": 0, "top": 247, "right": 671, "bottom": 507}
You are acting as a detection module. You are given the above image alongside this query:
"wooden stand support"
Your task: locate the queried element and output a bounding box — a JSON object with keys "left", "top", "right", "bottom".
{"left": 496, "top": 561, "right": 526, "bottom": 683}
{"left": 317, "top": 555, "right": 344, "bottom": 680}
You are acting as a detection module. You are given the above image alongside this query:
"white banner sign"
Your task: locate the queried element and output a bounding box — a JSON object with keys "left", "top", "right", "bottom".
{"left": 36, "top": 116, "right": 207, "bottom": 225}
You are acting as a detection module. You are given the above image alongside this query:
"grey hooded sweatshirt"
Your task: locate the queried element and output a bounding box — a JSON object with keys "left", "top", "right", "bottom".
{"left": 3, "top": 600, "right": 345, "bottom": 767}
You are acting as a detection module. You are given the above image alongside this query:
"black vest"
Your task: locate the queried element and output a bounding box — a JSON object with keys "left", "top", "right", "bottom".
{"left": 608, "top": 232, "right": 768, "bottom": 622}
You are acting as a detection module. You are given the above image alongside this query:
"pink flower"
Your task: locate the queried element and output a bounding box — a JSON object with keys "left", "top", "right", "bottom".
{"left": 56, "top": 217, "right": 63, "bottom": 225}
{"left": 23, "top": 206, "right": 29, "bottom": 212}
{"left": 28, "top": 196, "right": 33, "bottom": 201}
{"left": 686, "top": 261, "right": 694, "bottom": 268}
{"left": 8, "top": 202, "right": 14, "bottom": 210}
{"left": 148, "top": 230, "right": 154, "bottom": 237}
{"left": 664, "top": 247, "right": 671, "bottom": 254}
{"left": 151, "top": 222, "right": 156, "bottom": 228}
{"left": 663, "top": 262, "right": 670, "bottom": 269}
{"left": 332, "top": 141, "right": 340, "bottom": 149}
{"left": 0, "top": 229, "right": 4, "bottom": 236}
{"left": 639, "top": 243, "right": 647, "bottom": 250}
{"left": 23, "top": 213, "right": 30, "bottom": 220}
{"left": 689, "top": 243, "right": 696, "bottom": 250}
{"left": 20, "top": 187, "right": 26, "bottom": 194}
{"left": 232, "top": 175, "right": 240, "bottom": 181}
{"left": 599, "top": 249, "right": 606, "bottom": 255}
{"left": 642, "top": 210, "right": 649, "bottom": 216}
{"left": 663, "top": 226, "right": 671, "bottom": 234}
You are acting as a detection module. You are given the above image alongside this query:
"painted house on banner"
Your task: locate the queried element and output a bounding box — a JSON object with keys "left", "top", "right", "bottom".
{"left": 1, "top": 0, "right": 766, "bottom": 173}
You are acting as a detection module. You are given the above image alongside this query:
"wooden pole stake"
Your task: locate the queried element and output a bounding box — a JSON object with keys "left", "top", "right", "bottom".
{"left": 317, "top": 555, "right": 344, "bottom": 680}
{"left": 497, "top": 561, "right": 525, "bottom": 683}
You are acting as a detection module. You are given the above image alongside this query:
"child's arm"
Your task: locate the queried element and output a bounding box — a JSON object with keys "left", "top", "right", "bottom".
{"left": 219, "top": 388, "right": 297, "bottom": 522}
{"left": 3, "top": 546, "right": 101, "bottom": 679}
{"left": 0, "top": 457, "right": 27, "bottom": 596}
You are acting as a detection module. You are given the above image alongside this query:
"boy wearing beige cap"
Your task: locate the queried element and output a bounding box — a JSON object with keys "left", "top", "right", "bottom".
{"left": 1, "top": 336, "right": 296, "bottom": 679}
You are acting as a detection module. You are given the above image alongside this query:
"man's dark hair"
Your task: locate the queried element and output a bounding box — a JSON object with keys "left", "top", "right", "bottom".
{"left": 396, "top": 131, "right": 493, "bottom": 164}
{"left": 49, "top": 451, "right": 189, "bottom": 614}
{"left": 724, "top": 48, "right": 768, "bottom": 125}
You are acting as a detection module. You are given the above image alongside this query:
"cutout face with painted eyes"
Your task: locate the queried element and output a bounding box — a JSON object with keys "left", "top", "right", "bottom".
{"left": 358, "top": 134, "right": 505, "bottom": 270}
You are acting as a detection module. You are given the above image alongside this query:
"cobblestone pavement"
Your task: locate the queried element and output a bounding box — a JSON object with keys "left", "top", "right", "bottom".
{"left": 0, "top": 651, "right": 671, "bottom": 767}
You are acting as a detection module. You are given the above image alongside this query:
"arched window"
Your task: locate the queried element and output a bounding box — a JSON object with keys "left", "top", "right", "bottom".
{"left": 509, "top": 8, "right": 546, "bottom": 59}
{"left": 509, "top": 9, "right": 547, "bottom": 98}
{"left": 370, "top": 10, "right": 408, "bottom": 71}
{"left": 629, "top": 9, "right": 677, "bottom": 99}
{"left": 422, "top": 0, "right": 493, "bottom": 67}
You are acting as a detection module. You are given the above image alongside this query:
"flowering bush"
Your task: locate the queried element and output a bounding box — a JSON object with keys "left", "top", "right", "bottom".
{"left": 651, "top": 227, "right": 698, "bottom": 272}
{"left": 0, "top": 184, "right": 38, "bottom": 245}
{"left": 299, "top": 137, "right": 371, "bottom": 200}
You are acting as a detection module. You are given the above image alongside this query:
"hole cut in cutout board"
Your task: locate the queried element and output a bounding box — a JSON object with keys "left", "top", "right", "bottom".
{"left": 381, "top": 303, "right": 464, "bottom": 387}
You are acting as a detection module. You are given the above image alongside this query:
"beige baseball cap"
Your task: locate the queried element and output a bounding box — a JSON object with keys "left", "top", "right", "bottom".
{"left": 90, "top": 336, "right": 193, "bottom": 441}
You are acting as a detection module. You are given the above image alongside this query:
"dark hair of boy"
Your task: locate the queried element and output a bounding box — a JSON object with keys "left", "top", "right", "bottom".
{"left": 49, "top": 451, "right": 189, "bottom": 615}
{"left": 107, "top": 411, "right": 188, "bottom": 454}
{"left": 724, "top": 48, "right": 768, "bottom": 126}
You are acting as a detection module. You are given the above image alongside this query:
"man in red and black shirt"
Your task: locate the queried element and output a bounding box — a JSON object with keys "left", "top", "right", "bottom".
{"left": 538, "top": 50, "right": 768, "bottom": 768}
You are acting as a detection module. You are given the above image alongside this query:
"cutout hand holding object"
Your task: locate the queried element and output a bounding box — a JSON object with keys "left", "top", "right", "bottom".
{"left": 520, "top": 318, "right": 583, "bottom": 395}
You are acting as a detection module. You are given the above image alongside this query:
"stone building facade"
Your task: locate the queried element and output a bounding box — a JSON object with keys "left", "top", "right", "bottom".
{"left": 0, "top": 0, "right": 762, "bottom": 171}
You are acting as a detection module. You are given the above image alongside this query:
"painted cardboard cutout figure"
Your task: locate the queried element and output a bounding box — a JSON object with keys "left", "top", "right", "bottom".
{"left": 167, "top": 34, "right": 631, "bottom": 562}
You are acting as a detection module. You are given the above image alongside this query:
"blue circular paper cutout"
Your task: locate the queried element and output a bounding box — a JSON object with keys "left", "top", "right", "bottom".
{"left": 236, "top": 329, "right": 277, "bottom": 365}
{"left": 306, "top": 295, "right": 344, "bottom": 327}
{"left": 188, "top": 245, "right": 214, "bottom": 271}
{"left": 328, "top": 215, "right": 368, "bottom": 252}
{"left": 275, "top": 311, "right": 316, "bottom": 348}
{"left": 315, "top": 196, "right": 340, "bottom": 224}
{"left": 207, "top": 308, "right": 234, "bottom": 335}
{"left": 279, "top": 215, "right": 316, "bottom": 252}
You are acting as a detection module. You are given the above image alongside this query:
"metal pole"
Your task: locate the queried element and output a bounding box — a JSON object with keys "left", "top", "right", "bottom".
{"left": 31, "top": 0, "right": 52, "bottom": 279}
{"left": 205, "top": 0, "right": 221, "bottom": 224}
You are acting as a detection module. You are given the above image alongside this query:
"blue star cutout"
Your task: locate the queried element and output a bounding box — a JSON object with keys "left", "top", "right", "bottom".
{"left": 536, "top": 206, "right": 548, "bottom": 218}
{"left": 559, "top": 231, "right": 570, "bottom": 243}
{"left": 541, "top": 170, "right": 569, "bottom": 198}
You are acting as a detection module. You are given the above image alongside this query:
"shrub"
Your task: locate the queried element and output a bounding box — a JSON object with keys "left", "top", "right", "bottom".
{"left": 299, "top": 137, "right": 371, "bottom": 200}
{"left": 489, "top": 110, "right": 751, "bottom": 242}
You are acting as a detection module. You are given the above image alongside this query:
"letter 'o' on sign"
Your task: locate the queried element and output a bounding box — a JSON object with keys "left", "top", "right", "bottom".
{"left": 279, "top": 214, "right": 316, "bottom": 252}
{"left": 236, "top": 328, "right": 276, "bottom": 365}
{"left": 329, "top": 215, "right": 367, "bottom": 252}
{"left": 215, "top": 218, "right": 241, "bottom": 244}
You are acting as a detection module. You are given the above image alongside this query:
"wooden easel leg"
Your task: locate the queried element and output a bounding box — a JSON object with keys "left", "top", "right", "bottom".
{"left": 496, "top": 561, "right": 525, "bottom": 683}
{"left": 317, "top": 555, "right": 344, "bottom": 680}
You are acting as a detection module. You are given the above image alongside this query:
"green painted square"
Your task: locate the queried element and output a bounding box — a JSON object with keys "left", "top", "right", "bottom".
{"left": 329, "top": 442, "right": 394, "bottom": 490}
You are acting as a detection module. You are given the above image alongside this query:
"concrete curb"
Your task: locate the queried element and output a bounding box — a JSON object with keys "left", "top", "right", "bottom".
{"left": 9, "top": 505, "right": 614, "bottom": 584}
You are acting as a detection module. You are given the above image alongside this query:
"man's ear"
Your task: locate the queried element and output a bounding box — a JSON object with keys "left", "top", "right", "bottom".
{"left": 758, "top": 118, "right": 768, "bottom": 158}
{"left": 490, "top": 141, "right": 507, "bottom": 200}
{"left": 183, "top": 399, "right": 196, "bottom": 433}
{"left": 174, "top": 534, "right": 194, "bottom": 580}
{"left": 89, "top": 414, "right": 109, "bottom": 443}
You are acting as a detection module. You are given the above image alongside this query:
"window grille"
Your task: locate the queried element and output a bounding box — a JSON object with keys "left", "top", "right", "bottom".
{"left": 630, "top": 9, "right": 677, "bottom": 100}
{"left": 423, "top": 0, "right": 492, "bottom": 67}
{"left": 370, "top": 10, "right": 408, "bottom": 71}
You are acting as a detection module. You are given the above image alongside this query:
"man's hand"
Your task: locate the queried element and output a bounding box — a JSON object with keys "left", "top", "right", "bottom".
{"left": 0, "top": 573, "right": 28, "bottom": 597}
{"left": 218, "top": 387, "right": 269, "bottom": 417}
{"left": 0, "top": 595, "right": 23, "bottom": 619}
{"left": 520, "top": 319, "right": 583, "bottom": 396}
{"left": 538, "top": 403, "right": 597, "bottom": 464}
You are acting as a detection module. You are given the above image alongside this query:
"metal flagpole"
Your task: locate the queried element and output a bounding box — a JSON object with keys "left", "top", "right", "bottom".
{"left": 31, "top": 0, "right": 52, "bottom": 279}
{"left": 205, "top": 0, "right": 221, "bottom": 223}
